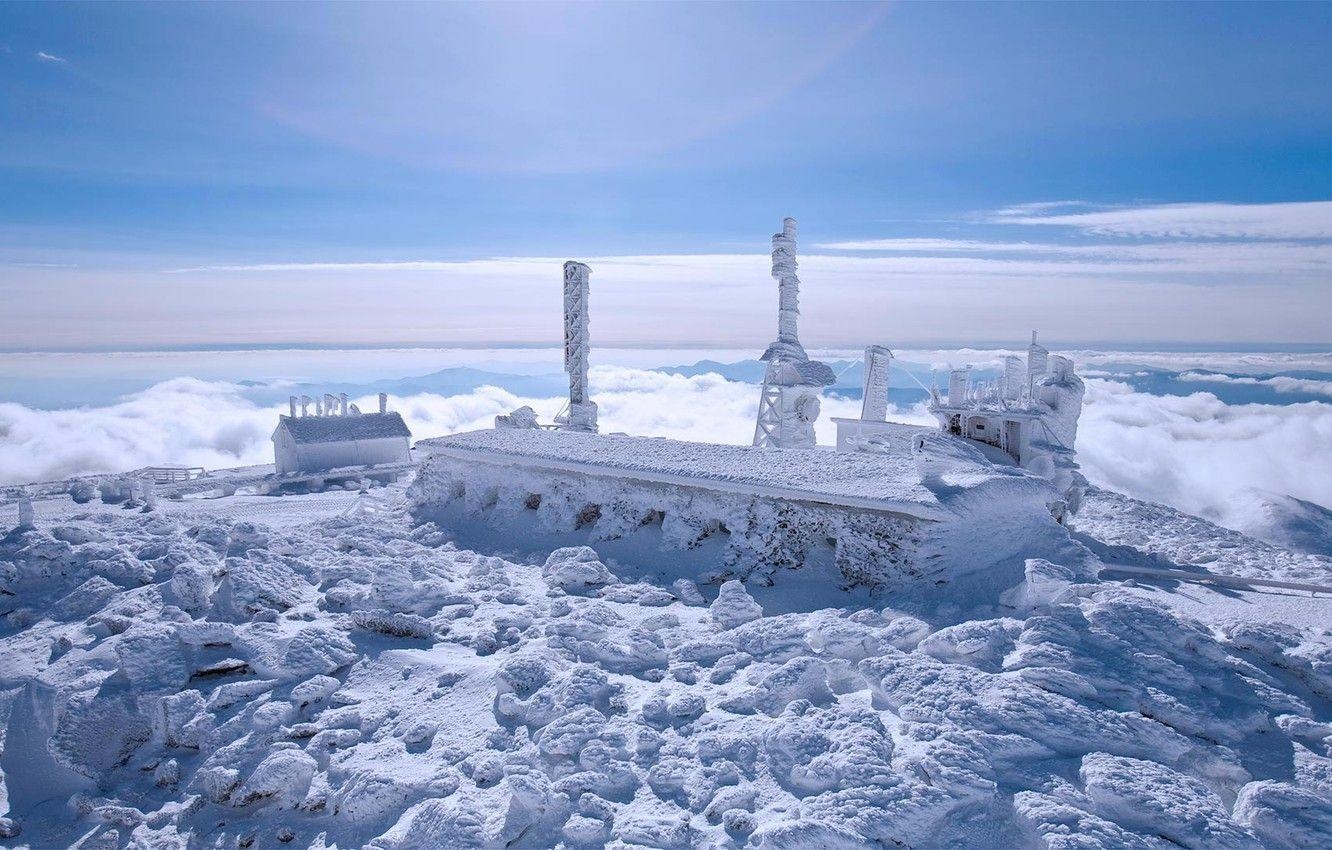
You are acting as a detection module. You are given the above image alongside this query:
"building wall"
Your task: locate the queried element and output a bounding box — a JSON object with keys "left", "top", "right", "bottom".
{"left": 274, "top": 429, "right": 410, "bottom": 474}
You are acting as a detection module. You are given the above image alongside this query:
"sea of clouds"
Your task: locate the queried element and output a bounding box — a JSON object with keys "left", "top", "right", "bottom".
{"left": 2, "top": 359, "right": 1331, "bottom": 549}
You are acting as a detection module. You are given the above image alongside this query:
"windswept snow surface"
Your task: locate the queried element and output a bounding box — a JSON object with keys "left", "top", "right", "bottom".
{"left": 0, "top": 486, "right": 1330, "bottom": 849}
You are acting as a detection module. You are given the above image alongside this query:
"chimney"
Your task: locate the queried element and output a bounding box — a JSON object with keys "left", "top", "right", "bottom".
{"left": 378, "top": 392, "right": 388, "bottom": 414}
{"left": 340, "top": 393, "right": 349, "bottom": 416}
{"left": 288, "top": 396, "right": 297, "bottom": 418}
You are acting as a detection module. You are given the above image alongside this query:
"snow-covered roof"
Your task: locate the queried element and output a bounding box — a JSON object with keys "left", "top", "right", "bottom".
{"left": 276, "top": 412, "right": 411, "bottom": 444}
{"left": 417, "top": 425, "right": 1049, "bottom": 522}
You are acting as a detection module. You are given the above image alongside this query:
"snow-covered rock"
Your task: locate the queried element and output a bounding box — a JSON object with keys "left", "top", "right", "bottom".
{"left": 710, "top": 580, "right": 763, "bottom": 629}
{"left": 542, "top": 546, "right": 614, "bottom": 592}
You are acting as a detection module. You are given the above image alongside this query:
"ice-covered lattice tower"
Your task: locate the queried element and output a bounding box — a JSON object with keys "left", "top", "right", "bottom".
{"left": 752, "top": 218, "right": 835, "bottom": 449}
{"left": 860, "top": 345, "right": 893, "bottom": 422}
{"left": 556, "top": 260, "right": 598, "bottom": 433}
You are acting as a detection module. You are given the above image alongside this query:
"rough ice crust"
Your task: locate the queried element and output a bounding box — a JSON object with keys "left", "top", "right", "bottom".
{"left": 412, "top": 426, "right": 1066, "bottom": 587}
{"left": 2, "top": 483, "right": 1330, "bottom": 848}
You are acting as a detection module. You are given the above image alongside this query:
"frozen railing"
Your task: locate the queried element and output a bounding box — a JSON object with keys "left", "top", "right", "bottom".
{"left": 145, "top": 466, "right": 205, "bottom": 483}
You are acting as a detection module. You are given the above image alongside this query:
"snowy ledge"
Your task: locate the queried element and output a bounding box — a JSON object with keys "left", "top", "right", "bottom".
{"left": 415, "top": 425, "right": 1037, "bottom": 523}
{"left": 412, "top": 427, "right": 1067, "bottom": 588}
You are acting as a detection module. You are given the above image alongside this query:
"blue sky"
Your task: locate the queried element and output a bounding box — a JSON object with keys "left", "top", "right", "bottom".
{"left": 2, "top": 1, "right": 1331, "bottom": 349}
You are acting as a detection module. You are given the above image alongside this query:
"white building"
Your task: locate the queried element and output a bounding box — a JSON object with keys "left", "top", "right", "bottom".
{"left": 272, "top": 393, "right": 412, "bottom": 474}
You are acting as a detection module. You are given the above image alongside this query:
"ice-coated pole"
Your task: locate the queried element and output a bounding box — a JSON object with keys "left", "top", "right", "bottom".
{"left": 772, "top": 218, "right": 800, "bottom": 345}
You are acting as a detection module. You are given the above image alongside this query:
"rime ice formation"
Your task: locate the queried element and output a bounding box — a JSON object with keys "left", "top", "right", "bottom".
{"left": 411, "top": 426, "right": 1069, "bottom": 589}
{"left": 0, "top": 482, "right": 1328, "bottom": 849}
{"left": 860, "top": 345, "right": 893, "bottom": 422}
{"left": 495, "top": 405, "right": 542, "bottom": 430}
{"left": 927, "top": 332, "right": 1087, "bottom": 514}
{"left": 556, "top": 261, "right": 598, "bottom": 434}
{"left": 753, "top": 219, "right": 835, "bottom": 450}
{"left": 16, "top": 491, "right": 34, "bottom": 529}
{"left": 410, "top": 230, "right": 1097, "bottom": 587}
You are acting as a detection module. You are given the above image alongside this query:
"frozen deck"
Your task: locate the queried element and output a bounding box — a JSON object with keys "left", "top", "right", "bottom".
{"left": 416, "top": 425, "right": 957, "bottom": 521}
{"left": 410, "top": 427, "right": 1064, "bottom": 588}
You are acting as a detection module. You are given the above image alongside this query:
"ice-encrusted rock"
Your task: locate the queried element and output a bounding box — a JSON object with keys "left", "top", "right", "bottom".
{"left": 710, "top": 580, "right": 762, "bottom": 630}
{"left": 116, "top": 624, "right": 189, "bottom": 690}
{"left": 51, "top": 575, "right": 120, "bottom": 620}
{"left": 232, "top": 748, "right": 317, "bottom": 808}
{"left": 240, "top": 623, "right": 357, "bottom": 681}
{"left": 536, "top": 706, "right": 607, "bottom": 757}
{"left": 157, "top": 690, "right": 210, "bottom": 749}
{"left": 495, "top": 405, "right": 540, "bottom": 430}
{"left": 1000, "top": 558, "right": 1088, "bottom": 612}
{"left": 1079, "top": 752, "right": 1260, "bottom": 849}
{"left": 1232, "top": 780, "right": 1332, "bottom": 850}
{"left": 167, "top": 561, "right": 214, "bottom": 612}
{"left": 752, "top": 658, "right": 833, "bottom": 716}
{"left": 1013, "top": 790, "right": 1161, "bottom": 850}
{"left": 290, "top": 674, "right": 341, "bottom": 709}
{"left": 543, "top": 546, "right": 614, "bottom": 592}
{"left": 351, "top": 609, "right": 434, "bottom": 639}
{"left": 762, "top": 703, "right": 893, "bottom": 793}
{"left": 670, "top": 578, "right": 705, "bottom": 606}
{"left": 215, "top": 552, "right": 311, "bottom": 618}
{"left": 370, "top": 774, "right": 560, "bottom": 849}
{"left": 751, "top": 819, "right": 876, "bottom": 849}
{"left": 918, "top": 617, "right": 1023, "bottom": 671}
{"left": 50, "top": 688, "right": 151, "bottom": 779}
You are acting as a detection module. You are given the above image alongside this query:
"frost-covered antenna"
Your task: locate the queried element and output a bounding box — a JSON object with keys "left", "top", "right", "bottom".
{"left": 1003, "top": 355, "right": 1024, "bottom": 401}
{"left": 16, "top": 489, "right": 34, "bottom": 529}
{"left": 556, "top": 260, "right": 598, "bottom": 433}
{"left": 773, "top": 217, "right": 800, "bottom": 347}
{"left": 860, "top": 345, "right": 893, "bottom": 422}
{"left": 947, "top": 366, "right": 972, "bottom": 407}
{"left": 1027, "top": 330, "right": 1049, "bottom": 397}
{"left": 752, "top": 217, "right": 834, "bottom": 449}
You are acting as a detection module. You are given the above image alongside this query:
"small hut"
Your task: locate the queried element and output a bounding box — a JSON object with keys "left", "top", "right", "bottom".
{"left": 272, "top": 393, "right": 412, "bottom": 474}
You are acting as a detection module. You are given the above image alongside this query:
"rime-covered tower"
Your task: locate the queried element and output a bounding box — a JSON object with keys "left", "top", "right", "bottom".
{"left": 752, "top": 218, "right": 835, "bottom": 449}
{"left": 557, "top": 260, "right": 598, "bottom": 433}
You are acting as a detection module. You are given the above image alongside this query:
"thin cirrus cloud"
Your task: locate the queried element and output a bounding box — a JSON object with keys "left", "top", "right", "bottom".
{"left": 34, "top": 51, "right": 66, "bottom": 63}
{"left": 990, "top": 200, "right": 1332, "bottom": 240}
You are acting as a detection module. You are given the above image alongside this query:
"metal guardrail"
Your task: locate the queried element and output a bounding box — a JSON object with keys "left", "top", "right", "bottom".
{"left": 145, "top": 467, "right": 206, "bottom": 484}
{"left": 1100, "top": 563, "right": 1332, "bottom": 596}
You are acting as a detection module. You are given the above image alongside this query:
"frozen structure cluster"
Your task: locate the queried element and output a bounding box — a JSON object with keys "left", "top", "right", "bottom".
{"left": 2, "top": 214, "right": 1331, "bottom": 850}
{"left": 415, "top": 217, "right": 1092, "bottom": 589}
{"left": 925, "top": 333, "right": 1087, "bottom": 516}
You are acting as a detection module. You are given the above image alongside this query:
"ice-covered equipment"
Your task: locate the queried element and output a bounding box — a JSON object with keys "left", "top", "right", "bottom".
{"left": 926, "top": 332, "right": 1086, "bottom": 518}
{"left": 753, "top": 218, "right": 835, "bottom": 450}
{"left": 555, "top": 260, "right": 598, "bottom": 433}
{"left": 860, "top": 345, "right": 893, "bottom": 422}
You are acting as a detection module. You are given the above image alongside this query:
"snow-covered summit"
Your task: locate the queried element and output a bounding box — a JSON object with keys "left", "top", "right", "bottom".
{"left": 1, "top": 483, "right": 1329, "bottom": 849}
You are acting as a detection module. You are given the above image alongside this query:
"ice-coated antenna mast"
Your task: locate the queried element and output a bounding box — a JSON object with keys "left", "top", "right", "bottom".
{"left": 556, "top": 260, "right": 598, "bottom": 433}
{"left": 752, "top": 217, "right": 834, "bottom": 449}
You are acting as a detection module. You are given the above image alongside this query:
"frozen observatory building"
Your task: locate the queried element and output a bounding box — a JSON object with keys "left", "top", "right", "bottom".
{"left": 412, "top": 219, "right": 1080, "bottom": 590}
{"left": 273, "top": 392, "right": 412, "bottom": 475}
